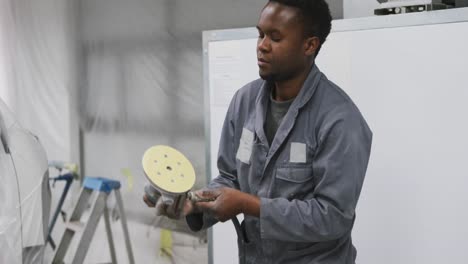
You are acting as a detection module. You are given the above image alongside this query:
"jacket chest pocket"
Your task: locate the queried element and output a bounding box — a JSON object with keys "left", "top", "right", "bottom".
{"left": 238, "top": 141, "right": 268, "bottom": 195}
{"left": 272, "top": 165, "right": 315, "bottom": 200}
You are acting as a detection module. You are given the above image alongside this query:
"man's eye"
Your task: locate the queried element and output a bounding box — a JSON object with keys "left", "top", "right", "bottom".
{"left": 271, "top": 35, "right": 281, "bottom": 42}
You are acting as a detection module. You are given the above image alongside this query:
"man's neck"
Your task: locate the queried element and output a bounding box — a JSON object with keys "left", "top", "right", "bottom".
{"left": 273, "top": 63, "right": 313, "bottom": 102}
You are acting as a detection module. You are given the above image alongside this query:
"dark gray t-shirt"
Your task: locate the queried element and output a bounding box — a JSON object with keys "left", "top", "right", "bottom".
{"left": 265, "top": 92, "right": 294, "bottom": 145}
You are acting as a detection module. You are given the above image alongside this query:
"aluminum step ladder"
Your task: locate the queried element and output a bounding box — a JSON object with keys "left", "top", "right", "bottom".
{"left": 52, "top": 177, "right": 135, "bottom": 264}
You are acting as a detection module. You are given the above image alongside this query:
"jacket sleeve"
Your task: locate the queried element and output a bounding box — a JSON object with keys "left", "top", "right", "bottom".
{"left": 259, "top": 105, "right": 373, "bottom": 242}
{"left": 186, "top": 91, "right": 240, "bottom": 231}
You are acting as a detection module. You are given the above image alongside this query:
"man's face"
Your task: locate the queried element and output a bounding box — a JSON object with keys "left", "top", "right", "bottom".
{"left": 256, "top": 2, "right": 309, "bottom": 82}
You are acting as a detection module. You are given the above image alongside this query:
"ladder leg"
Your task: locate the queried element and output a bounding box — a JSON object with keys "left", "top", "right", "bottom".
{"left": 70, "top": 188, "right": 94, "bottom": 220}
{"left": 72, "top": 192, "right": 107, "bottom": 264}
{"left": 115, "top": 189, "right": 135, "bottom": 264}
{"left": 104, "top": 204, "right": 118, "bottom": 264}
{"left": 52, "top": 188, "right": 93, "bottom": 264}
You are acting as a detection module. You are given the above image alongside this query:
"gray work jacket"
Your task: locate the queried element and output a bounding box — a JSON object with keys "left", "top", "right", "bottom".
{"left": 187, "top": 65, "right": 373, "bottom": 264}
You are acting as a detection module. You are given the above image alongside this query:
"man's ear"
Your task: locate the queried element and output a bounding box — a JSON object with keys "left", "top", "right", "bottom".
{"left": 304, "top": 36, "right": 320, "bottom": 57}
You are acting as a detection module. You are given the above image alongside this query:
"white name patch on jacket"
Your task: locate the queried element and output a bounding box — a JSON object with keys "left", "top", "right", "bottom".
{"left": 290, "top": 142, "right": 306, "bottom": 163}
{"left": 236, "top": 128, "right": 254, "bottom": 164}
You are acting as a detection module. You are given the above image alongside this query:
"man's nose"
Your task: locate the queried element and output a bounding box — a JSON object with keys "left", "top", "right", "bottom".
{"left": 257, "top": 37, "right": 270, "bottom": 53}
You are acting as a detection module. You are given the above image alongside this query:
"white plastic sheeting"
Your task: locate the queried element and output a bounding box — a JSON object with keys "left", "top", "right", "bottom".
{"left": 80, "top": 0, "right": 208, "bottom": 236}
{"left": 78, "top": 1, "right": 268, "bottom": 262}
{"left": 0, "top": 0, "right": 79, "bottom": 163}
{"left": 81, "top": 35, "right": 210, "bottom": 263}
{"left": 0, "top": 0, "right": 14, "bottom": 110}
{"left": 0, "top": 104, "right": 21, "bottom": 264}
{"left": 0, "top": 99, "right": 50, "bottom": 264}
{"left": 0, "top": 0, "right": 78, "bottom": 260}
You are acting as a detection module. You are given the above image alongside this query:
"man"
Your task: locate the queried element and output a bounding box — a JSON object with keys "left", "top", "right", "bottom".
{"left": 144, "top": 0, "right": 372, "bottom": 263}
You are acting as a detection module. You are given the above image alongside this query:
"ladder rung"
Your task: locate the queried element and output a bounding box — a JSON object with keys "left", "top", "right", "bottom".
{"left": 66, "top": 221, "right": 85, "bottom": 232}
{"left": 53, "top": 178, "right": 134, "bottom": 264}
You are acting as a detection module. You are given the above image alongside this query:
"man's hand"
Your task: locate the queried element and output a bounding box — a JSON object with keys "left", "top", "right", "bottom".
{"left": 154, "top": 197, "right": 196, "bottom": 219}
{"left": 143, "top": 188, "right": 206, "bottom": 219}
{"left": 143, "top": 193, "right": 157, "bottom": 207}
{"left": 196, "top": 187, "right": 260, "bottom": 222}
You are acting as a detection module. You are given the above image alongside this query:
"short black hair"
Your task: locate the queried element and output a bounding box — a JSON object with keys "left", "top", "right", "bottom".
{"left": 269, "top": 0, "right": 332, "bottom": 56}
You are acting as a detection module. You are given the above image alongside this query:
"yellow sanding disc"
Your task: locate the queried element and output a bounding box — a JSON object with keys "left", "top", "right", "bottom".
{"left": 142, "top": 145, "right": 196, "bottom": 194}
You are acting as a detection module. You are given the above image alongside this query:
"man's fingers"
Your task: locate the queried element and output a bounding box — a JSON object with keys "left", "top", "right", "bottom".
{"left": 183, "top": 199, "right": 196, "bottom": 215}
{"left": 195, "top": 200, "right": 217, "bottom": 213}
{"left": 201, "top": 189, "right": 221, "bottom": 198}
{"left": 143, "top": 195, "right": 156, "bottom": 207}
{"left": 217, "top": 216, "right": 229, "bottom": 223}
{"left": 156, "top": 200, "right": 168, "bottom": 216}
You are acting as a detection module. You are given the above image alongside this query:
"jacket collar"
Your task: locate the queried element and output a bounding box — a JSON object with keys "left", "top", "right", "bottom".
{"left": 254, "top": 64, "right": 323, "bottom": 149}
